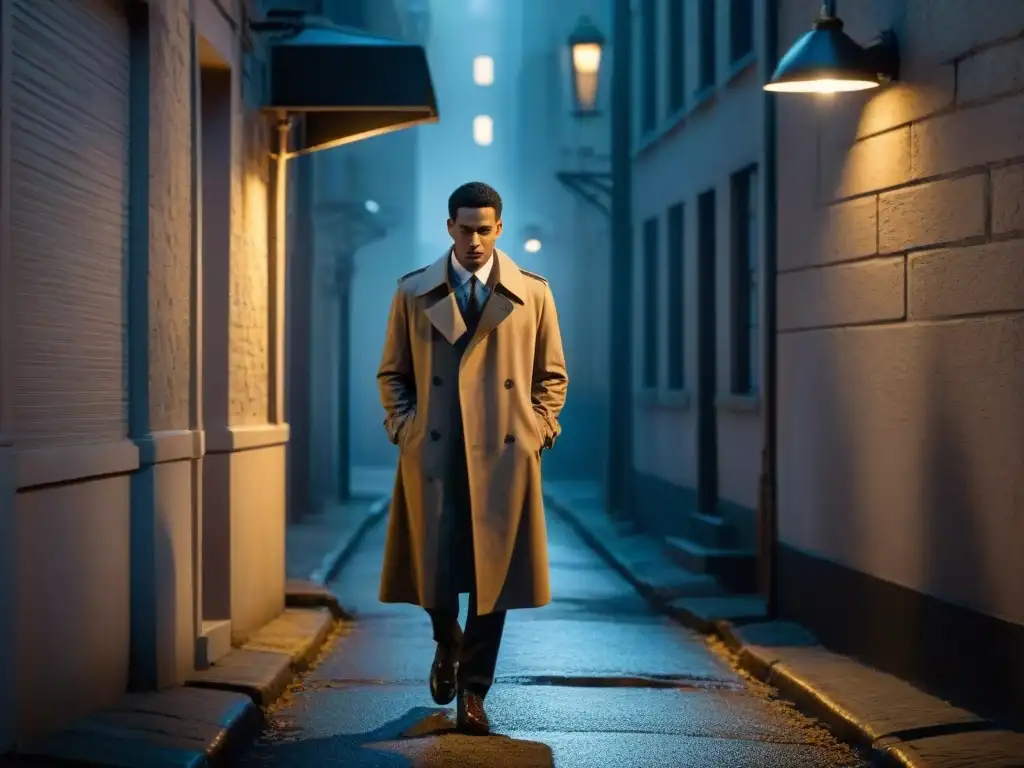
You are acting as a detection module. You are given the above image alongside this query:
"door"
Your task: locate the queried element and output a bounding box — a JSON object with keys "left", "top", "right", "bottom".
{"left": 696, "top": 189, "right": 718, "bottom": 515}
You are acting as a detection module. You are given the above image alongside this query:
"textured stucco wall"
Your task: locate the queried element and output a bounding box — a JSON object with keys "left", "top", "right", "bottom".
{"left": 228, "top": 444, "right": 286, "bottom": 640}
{"left": 229, "top": 112, "right": 270, "bottom": 426}
{"left": 777, "top": 0, "right": 1024, "bottom": 626}
{"left": 15, "top": 476, "right": 130, "bottom": 742}
{"left": 148, "top": 0, "right": 194, "bottom": 434}
{"left": 201, "top": 0, "right": 282, "bottom": 635}
{"left": 0, "top": 447, "right": 12, "bottom": 753}
{"left": 630, "top": 0, "right": 765, "bottom": 513}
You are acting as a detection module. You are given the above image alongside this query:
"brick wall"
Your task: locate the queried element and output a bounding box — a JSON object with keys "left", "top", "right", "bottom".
{"left": 777, "top": 0, "right": 1024, "bottom": 627}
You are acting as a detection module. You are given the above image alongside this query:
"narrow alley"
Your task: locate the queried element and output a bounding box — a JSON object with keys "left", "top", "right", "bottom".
{"left": 237, "top": 509, "right": 864, "bottom": 767}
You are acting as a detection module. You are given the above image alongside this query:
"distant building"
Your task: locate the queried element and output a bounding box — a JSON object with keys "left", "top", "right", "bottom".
{"left": 629, "top": 0, "right": 765, "bottom": 590}
{"left": 513, "top": 0, "right": 614, "bottom": 482}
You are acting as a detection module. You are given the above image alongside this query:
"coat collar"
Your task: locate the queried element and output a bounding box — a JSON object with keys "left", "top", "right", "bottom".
{"left": 414, "top": 248, "right": 526, "bottom": 348}
{"left": 411, "top": 248, "right": 527, "bottom": 305}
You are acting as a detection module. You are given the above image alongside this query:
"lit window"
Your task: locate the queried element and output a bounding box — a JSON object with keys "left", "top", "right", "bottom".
{"left": 473, "top": 115, "right": 493, "bottom": 146}
{"left": 473, "top": 55, "right": 494, "bottom": 86}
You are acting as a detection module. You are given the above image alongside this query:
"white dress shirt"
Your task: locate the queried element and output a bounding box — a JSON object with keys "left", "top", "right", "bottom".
{"left": 449, "top": 248, "right": 493, "bottom": 312}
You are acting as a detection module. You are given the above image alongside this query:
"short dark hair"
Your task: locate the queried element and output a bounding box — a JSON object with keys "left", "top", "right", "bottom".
{"left": 448, "top": 181, "right": 502, "bottom": 221}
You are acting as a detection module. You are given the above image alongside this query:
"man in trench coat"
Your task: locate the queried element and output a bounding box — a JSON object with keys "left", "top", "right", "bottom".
{"left": 377, "top": 181, "right": 568, "bottom": 734}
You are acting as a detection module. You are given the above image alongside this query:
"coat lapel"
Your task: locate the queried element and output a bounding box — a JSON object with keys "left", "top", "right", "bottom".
{"left": 412, "top": 251, "right": 467, "bottom": 345}
{"left": 424, "top": 293, "right": 467, "bottom": 345}
{"left": 411, "top": 248, "right": 529, "bottom": 351}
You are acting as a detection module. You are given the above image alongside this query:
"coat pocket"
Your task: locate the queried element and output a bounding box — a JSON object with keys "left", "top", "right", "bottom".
{"left": 530, "top": 410, "right": 548, "bottom": 453}
{"left": 397, "top": 410, "right": 419, "bottom": 450}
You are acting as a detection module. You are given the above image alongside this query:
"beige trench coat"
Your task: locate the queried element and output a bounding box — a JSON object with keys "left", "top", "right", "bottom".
{"left": 376, "top": 248, "right": 568, "bottom": 616}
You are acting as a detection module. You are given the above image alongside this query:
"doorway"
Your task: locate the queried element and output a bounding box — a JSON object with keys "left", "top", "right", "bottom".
{"left": 196, "top": 35, "right": 233, "bottom": 667}
{"left": 696, "top": 188, "right": 718, "bottom": 516}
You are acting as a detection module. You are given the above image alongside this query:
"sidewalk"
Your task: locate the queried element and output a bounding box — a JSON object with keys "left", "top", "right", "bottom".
{"left": 543, "top": 479, "right": 1024, "bottom": 768}
{"left": 11, "top": 479, "right": 393, "bottom": 768}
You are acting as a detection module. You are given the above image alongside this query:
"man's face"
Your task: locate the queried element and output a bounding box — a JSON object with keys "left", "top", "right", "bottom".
{"left": 447, "top": 206, "right": 502, "bottom": 272}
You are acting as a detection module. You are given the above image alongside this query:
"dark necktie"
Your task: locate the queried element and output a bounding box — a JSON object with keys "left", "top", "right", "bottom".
{"left": 464, "top": 276, "right": 482, "bottom": 329}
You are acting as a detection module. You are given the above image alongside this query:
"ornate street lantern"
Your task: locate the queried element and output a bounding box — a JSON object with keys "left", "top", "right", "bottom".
{"left": 568, "top": 16, "right": 605, "bottom": 115}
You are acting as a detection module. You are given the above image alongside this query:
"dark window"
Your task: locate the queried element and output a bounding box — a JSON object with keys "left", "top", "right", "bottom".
{"left": 667, "top": 0, "right": 685, "bottom": 113}
{"left": 698, "top": 0, "right": 716, "bottom": 90}
{"left": 641, "top": 0, "right": 658, "bottom": 132}
{"left": 730, "top": 166, "right": 759, "bottom": 394}
{"left": 666, "top": 203, "right": 685, "bottom": 390}
{"left": 642, "top": 216, "right": 660, "bottom": 389}
{"left": 729, "top": 0, "right": 754, "bottom": 62}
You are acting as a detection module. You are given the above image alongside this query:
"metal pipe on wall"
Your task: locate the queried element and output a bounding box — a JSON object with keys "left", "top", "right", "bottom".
{"left": 758, "top": 0, "right": 781, "bottom": 618}
{"left": 336, "top": 250, "right": 353, "bottom": 501}
{"left": 269, "top": 116, "right": 291, "bottom": 426}
{"left": 607, "top": 0, "right": 633, "bottom": 519}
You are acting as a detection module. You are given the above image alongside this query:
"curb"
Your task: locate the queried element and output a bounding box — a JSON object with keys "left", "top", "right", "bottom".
{"left": 187, "top": 607, "right": 338, "bottom": 707}
{"left": 545, "top": 493, "right": 1024, "bottom": 768}
{"left": 309, "top": 494, "right": 391, "bottom": 587}
{"left": 714, "top": 619, "right": 890, "bottom": 764}
{"left": 544, "top": 494, "right": 669, "bottom": 607}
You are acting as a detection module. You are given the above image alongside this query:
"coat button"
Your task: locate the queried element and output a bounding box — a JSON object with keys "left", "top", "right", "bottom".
{"left": 430, "top": 429, "right": 441, "bottom": 441}
{"left": 504, "top": 378, "right": 514, "bottom": 389}
{"left": 432, "top": 375, "right": 442, "bottom": 386}
{"left": 504, "top": 434, "right": 515, "bottom": 444}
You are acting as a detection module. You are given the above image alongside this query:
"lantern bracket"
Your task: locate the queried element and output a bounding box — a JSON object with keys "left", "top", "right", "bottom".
{"left": 556, "top": 171, "right": 612, "bottom": 217}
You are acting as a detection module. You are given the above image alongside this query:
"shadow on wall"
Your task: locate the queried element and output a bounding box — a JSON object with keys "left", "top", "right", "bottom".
{"left": 916, "top": 322, "right": 1024, "bottom": 723}
{"left": 779, "top": 252, "right": 1024, "bottom": 726}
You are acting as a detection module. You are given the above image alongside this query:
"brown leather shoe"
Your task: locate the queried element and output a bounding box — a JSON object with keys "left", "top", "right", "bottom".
{"left": 429, "top": 645, "right": 458, "bottom": 705}
{"left": 456, "top": 689, "right": 490, "bottom": 735}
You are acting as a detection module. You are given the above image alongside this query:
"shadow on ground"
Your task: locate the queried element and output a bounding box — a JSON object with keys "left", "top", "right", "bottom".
{"left": 249, "top": 706, "right": 554, "bottom": 767}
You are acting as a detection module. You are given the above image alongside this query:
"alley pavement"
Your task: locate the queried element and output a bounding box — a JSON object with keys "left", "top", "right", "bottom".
{"left": 236, "top": 513, "right": 867, "bottom": 767}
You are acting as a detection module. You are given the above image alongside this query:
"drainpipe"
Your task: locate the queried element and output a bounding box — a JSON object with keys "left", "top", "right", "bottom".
{"left": 336, "top": 248, "right": 354, "bottom": 501}
{"left": 758, "top": 0, "right": 781, "bottom": 619}
{"left": 607, "top": 0, "right": 633, "bottom": 520}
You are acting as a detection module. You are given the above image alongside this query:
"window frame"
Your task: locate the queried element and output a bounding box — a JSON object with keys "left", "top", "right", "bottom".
{"left": 697, "top": 0, "right": 716, "bottom": 91}
{"left": 642, "top": 215, "right": 660, "bottom": 390}
{"left": 729, "top": 0, "right": 755, "bottom": 63}
{"left": 729, "top": 164, "right": 759, "bottom": 396}
{"left": 666, "top": 202, "right": 685, "bottom": 391}
{"left": 640, "top": 0, "right": 658, "bottom": 133}
{"left": 666, "top": 0, "right": 685, "bottom": 113}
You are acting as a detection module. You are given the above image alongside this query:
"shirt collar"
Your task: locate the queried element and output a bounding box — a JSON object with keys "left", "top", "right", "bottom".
{"left": 449, "top": 248, "right": 494, "bottom": 288}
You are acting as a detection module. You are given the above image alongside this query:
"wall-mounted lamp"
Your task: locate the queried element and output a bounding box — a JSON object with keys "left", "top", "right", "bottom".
{"left": 568, "top": 16, "right": 605, "bottom": 115}
{"left": 764, "top": 0, "right": 899, "bottom": 94}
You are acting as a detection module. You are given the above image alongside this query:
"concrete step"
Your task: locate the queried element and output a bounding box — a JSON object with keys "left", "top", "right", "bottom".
{"left": 195, "top": 619, "right": 232, "bottom": 669}
{"left": 662, "top": 536, "right": 757, "bottom": 593}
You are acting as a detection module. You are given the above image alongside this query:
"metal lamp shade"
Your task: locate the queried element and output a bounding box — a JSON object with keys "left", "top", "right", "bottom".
{"left": 765, "top": 17, "right": 883, "bottom": 93}
{"left": 266, "top": 21, "right": 439, "bottom": 155}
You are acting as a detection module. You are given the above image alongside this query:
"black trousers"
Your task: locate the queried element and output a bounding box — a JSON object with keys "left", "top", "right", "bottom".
{"left": 427, "top": 378, "right": 506, "bottom": 698}
{"left": 432, "top": 317, "right": 507, "bottom": 696}
{"left": 427, "top": 597, "right": 506, "bottom": 698}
